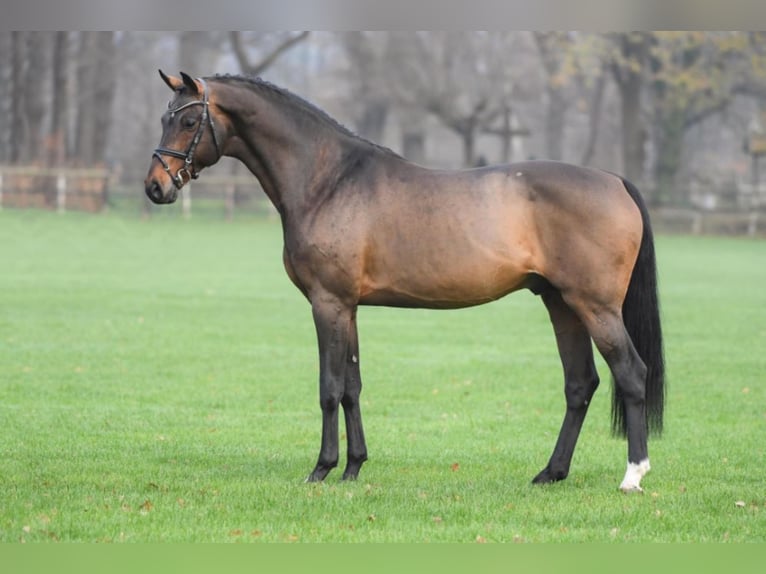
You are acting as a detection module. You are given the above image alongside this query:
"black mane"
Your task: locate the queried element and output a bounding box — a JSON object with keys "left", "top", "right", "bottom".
{"left": 209, "top": 74, "right": 401, "bottom": 159}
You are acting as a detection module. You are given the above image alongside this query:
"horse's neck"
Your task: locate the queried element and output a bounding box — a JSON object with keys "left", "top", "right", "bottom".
{"left": 224, "top": 92, "right": 368, "bottom": 221}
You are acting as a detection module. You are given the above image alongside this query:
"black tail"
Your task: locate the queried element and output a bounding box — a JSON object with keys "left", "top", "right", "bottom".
{"left": 612, "top": 177, "right": 665, "bottom": 437}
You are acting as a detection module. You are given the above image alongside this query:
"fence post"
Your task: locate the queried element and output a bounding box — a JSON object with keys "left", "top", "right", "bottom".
{"left": 182, "top": 183, "right": 192, "bottom": 219}
{"left": 56, "top": 173, "right": 66, "bottom": 213}
{"left": 225, "top": 183, "right": 235, "bottom": 221}
{"left": 747, "top": 212, "right": 758, "bottom": 237}
{"left": 0, "top": 171, "right": 4, "bottom": 210}
{"left": 692, "top": 211, "right": 702, "bottom": 235}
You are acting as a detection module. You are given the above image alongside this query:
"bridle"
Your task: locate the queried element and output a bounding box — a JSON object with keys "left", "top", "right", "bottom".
{"left": 153, "top": 78, "right": 221, "bottom": 189}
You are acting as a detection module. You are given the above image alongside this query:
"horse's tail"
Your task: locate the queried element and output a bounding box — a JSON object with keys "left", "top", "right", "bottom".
{"left": 613, "top": 177, "right": 665, "bottom": 438}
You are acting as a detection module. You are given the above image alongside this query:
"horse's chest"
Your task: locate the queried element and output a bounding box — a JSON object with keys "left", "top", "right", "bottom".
{"left": 282, "top": 233, "right": 364, "bottom": 301}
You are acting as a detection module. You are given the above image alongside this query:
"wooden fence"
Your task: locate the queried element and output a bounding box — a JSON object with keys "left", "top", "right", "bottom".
{"left": 0, "top": 166, "right": 110, "bottom": 213}
{"left": 649, "top": 207, "right": 765, "bottom": 237}
{"left": 139, "top": 174, "right": 274, "bottom": 220}
{"left": 2, "top": 165, "right": 765, "bottom": 236}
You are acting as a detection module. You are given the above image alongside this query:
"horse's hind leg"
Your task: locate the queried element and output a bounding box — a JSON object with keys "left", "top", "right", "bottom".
{"left": 341, "top": 312, "right": 368, "bottom": 480}
{"left": 566, "top": 296, "right": 650, "bottom": 492}
{"left": 533, "top": 289, "right": 600, "bottom": 484}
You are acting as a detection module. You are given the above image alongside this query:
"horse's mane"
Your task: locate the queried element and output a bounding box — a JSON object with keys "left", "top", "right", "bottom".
{"left": 209, "top": 74, "right": 401, "bottom": 159}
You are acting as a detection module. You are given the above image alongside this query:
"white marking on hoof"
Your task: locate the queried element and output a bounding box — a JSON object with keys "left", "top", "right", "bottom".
{"left": 619, "top": 459, "right": 651, "bottom": 493}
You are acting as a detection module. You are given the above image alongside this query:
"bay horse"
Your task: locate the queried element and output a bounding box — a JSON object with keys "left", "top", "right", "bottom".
{"left": 144, "top": 71, "right": 665, "bottom": 492}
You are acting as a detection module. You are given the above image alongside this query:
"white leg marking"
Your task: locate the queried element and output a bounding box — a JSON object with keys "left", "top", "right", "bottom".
{"left": 619, "top": 458, "right": 651, "bottom": 493}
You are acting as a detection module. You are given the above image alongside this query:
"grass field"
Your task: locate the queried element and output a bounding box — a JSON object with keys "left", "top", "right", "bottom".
{"left": 1, "top": 205, "right": 764, "bottom": 542}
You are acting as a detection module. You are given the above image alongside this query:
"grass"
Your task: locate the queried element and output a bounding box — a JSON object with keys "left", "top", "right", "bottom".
{"left": 0, "top": 206, "right": 764, "bottom": 542}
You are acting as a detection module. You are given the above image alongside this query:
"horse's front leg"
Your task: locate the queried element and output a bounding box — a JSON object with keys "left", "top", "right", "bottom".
{"left": 306, "top": 295, "right": 353, "bottom": 482}
{"left": 341, "top": 311, "right": 368, "bottom": 480}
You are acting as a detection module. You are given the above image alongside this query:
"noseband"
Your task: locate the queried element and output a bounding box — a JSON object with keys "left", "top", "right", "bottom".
{"left": 153, "top": 78, "right": 221, "bottom": 189}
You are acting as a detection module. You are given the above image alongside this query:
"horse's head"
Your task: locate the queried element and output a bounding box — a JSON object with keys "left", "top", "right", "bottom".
{"left": 144, "top": 70, "right": 223, "bottom": 204}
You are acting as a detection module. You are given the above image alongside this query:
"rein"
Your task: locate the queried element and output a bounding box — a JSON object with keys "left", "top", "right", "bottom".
{"left": 153, "top": 78, "right": 221, "bottom": 189}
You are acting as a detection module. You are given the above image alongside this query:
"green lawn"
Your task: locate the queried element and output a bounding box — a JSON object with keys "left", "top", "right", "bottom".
{"left": 1, "top": 207, "right": 764, "bottom": 542}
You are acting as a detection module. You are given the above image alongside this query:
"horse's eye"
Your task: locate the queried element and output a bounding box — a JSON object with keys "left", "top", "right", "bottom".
{"left": 182, "top": 116, "right": 197, "bottom": 129}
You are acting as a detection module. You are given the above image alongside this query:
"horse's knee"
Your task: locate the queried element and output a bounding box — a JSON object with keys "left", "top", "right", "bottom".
{"left": 341, "top": 388, "right": 361, "bottom": 409}
{"left": 319, "top": 390, "right": 342, "bottom": 413}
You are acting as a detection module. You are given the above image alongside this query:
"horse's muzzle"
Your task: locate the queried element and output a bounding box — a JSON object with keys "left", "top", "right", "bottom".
{"left": 144, "top": 178, "right": 177, "bottom": 204}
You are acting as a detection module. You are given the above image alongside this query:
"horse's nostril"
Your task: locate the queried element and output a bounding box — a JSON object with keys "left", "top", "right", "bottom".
{"left": 146, "top": 181, "right": 163, "bottom": 203}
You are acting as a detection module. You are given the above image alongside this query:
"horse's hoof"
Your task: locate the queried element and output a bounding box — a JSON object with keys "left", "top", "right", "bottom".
{"left": 619, "top": 484, "right": 644, "bottom": 494}
{"left": 341, "top": 459, "right": 365, "bottom": 481}
{"left": 531, "top": 466, "right": 567, "bottom": 484}
{"left": 619, "top": 459, "right": 650, "bottom": 493}
{"left": 305, "top": 465, "right": 333, "bottom": 483}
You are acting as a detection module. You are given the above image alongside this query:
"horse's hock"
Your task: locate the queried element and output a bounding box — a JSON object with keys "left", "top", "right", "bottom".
{"left": 0, "top": 166, "right": 110, "bottom": 213}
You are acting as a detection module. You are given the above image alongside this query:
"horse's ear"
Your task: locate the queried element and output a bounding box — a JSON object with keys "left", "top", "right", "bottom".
{"left": 159, "top": 69, "right": 182, "bottom": 92}
{"left": 180, "top": 72, "right": 201, "bottom": 95}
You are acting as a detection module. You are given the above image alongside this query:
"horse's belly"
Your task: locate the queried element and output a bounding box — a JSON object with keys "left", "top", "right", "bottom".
{"left": 358, "top": 250, "right": 531, "bottom": 309}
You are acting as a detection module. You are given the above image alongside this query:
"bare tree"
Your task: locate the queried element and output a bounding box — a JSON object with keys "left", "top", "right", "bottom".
{"left": 386, "top": 32, "right": 517, "bottom": 167}
{"left": 229, "top": 31, "right": 310, "bottom": 76}
{"left": 338, "top": 32, "right": 390, "bottom": 144}
{"left": 10, "top": 32, "right": 27, "bottom": 163}
{"left": 0, "top": 33, "right": 12, "bottom": 163}
{"left": 49, "top": 32, "right": 71, "bottom": 165}
{"left": 75, "top": 32, "right": 117, "bottom": 165}
{"left": 178, "top": 32, "right": 226, "bottom": 77}
{"left": 608, "top": 32, "right": 652, "bottom": 185}
{"left": 533, "top": 31, "right": 573, "bottom": 161}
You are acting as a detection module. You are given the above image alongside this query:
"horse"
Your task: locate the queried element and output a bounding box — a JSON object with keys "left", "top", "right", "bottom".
{"left": 144, "top": 71, "right": 665, "bottom": 492}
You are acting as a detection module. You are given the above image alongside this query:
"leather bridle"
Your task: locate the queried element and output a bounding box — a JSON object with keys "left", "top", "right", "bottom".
{"left": 153, "top": 78, "right": 221, "bottom": 189}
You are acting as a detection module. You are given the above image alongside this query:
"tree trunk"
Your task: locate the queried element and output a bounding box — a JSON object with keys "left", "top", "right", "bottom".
{"left": 579, "top": 67, "right": 607, "bottom": 166}
{"left": 179, "top": 32, "right": 224, "bottom": 77}
{"left": 534, "top": 32, "right": 571, "bottom": 162}
{"left": 76, "top": 32, "right": 116, "bottom": 165}
{"left": 340, "top": 32, "right": 390, "bottom": 144}
{"left": 398, "top": 106, "right": 426, "bottom": 164}
{"left": 0, "top": 33, "right": 11, "bottom": 163}
{"left": 653, "top": 109, "right": 686, "bottom": 206}
{"left": 544, "top": 89, "right": 566, "bottom": 161}
{"left": 620, "top": 83, "right": 646, "bottom": 184}
{"left": 92, "top": 32, "right": 116, "bottom": 164}
{"left": 22, "top": 33, "right": 48, "bottom": 164}
{"left": 610, "top": 33, "right": 650, "bottom": 185}
{"left": 356, "top": 101, "right": 388, "bottom": 144}
{"left": 50, "top": 32, "right": 70, "bottom": 165}
{"left": 11, "top": 32, "right": 27, "bottom": 163}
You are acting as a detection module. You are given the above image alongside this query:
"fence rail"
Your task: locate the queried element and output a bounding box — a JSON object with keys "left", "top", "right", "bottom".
{"left": 649, "top": 207, "right": 765, "bottom": 237}
{"left": 0, "top": 165, "right": 111, "bottom": 213}
{"left": 2, "top": 165, "right": 765, "bottom": 236}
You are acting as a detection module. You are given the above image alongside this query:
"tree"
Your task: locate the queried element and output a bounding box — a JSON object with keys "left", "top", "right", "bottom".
{"left": 533, "top": 31, "right": 574, "bottom": 161}
{"left": 648, "top": 32, "right": 766, "bottom": 204}
{"left": 608, "top": 32, "right": 652, "bottom": 185}
{"left": 178, "top": 32, "right": 227, "bottom": 77}
{"left": 338, "top": 32, "right": 390, "bottom": 144}
{"left": 385, "top": 32, "right": 518, "bottom": 167}
{"left": 0, "top": 33, "right": 12, "bottom": 163}
{"left": 229, "top": 31, "right": 309, "bottom": 76}
{"left": 49, "top": 32, "right": 71, "bottom": 165}
{"left": 75, "top": 32, "right": 117, "bottom": 166}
